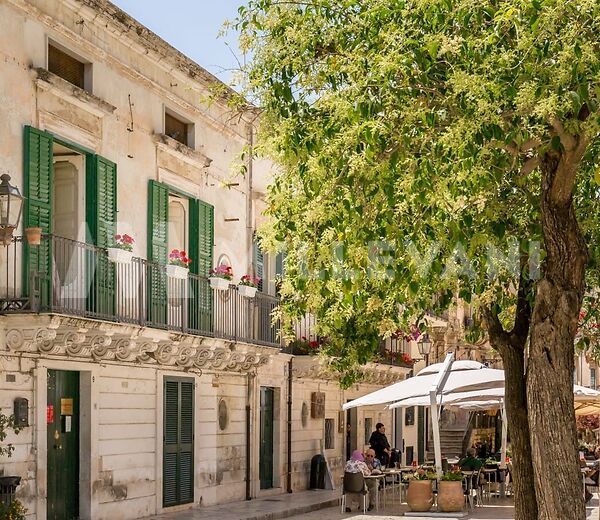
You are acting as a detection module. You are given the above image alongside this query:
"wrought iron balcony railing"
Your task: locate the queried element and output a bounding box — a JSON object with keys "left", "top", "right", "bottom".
{"left": 0, "top": 235, "right": 280, "bottom": 348}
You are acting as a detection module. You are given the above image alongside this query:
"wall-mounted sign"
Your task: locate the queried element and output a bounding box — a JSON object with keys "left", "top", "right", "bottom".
{"left": 60, "top": 398, "right": 73, "bottom": 415}
{"left": 46, "top": 404, "right": 54, "bottom": 424}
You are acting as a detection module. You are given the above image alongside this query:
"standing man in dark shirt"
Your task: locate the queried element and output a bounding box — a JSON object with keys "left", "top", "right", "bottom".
{"left": 369, "top": 423, "right": 391, "bottom": 466}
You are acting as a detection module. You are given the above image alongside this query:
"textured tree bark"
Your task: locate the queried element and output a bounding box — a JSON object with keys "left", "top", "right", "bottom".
{"left": 527, "top": 150, "right": 588, "bottom": 520}
{"left": 484, "top": 286, "right": 538, "bottom": 520}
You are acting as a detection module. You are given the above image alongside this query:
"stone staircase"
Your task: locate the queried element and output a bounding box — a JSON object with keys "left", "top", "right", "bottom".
{"left": 428, "top": 428, "right": 467, "bottom": 460}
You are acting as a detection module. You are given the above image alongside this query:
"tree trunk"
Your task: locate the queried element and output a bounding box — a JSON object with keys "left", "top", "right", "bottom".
{"left": 527, "top": 151, "right": 588, "bottom": 520}
{"left": 485, "top": 295, "right": 538, "bottom": 520}
{"left": 499, "top": 344, "right": 538, "bottom": 520}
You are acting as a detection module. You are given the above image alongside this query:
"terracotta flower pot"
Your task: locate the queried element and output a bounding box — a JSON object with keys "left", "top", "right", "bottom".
{"left": 407, "top": 479, "right": 434, "bottom": 512}
{"left": 438, "top": 480, "right": 464, "bottom": 512}
{"left": 25, "top": 227, "right": 42, "bottom": 246}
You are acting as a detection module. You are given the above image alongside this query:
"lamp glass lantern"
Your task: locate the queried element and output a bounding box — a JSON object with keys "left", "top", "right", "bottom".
{"left": 417, "top": 333, "right": 432, "bottom": 357}
{"left": 0, "top": 174, "right": 24, "bottom": 245}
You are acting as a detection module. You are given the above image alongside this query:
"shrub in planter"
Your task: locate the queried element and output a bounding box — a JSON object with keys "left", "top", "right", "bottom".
{"left": 404, "top": 469, "right": 436, "bottom": 512}
{"left": 0, "top": 499, "right": 27, "bottom": 520}
{"left": 107, "top": 234, "right": 135, "bottom": 264}
{"left": 167, "top": 249, "right": 192, "bottom": 279}
{"left": 238, "top": 275, "right": 260, "bottom": 297}
{"left": 209, "top": 264, "right": 233, "bottom": 290}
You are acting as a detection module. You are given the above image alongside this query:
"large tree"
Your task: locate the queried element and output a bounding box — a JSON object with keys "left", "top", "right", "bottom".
{"left": 236, "top": 1, "right": 600, "bottom": 519}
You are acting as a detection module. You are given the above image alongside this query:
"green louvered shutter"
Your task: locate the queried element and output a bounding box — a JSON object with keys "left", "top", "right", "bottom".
{"left": 253, "top": 235, "right": 264, "bottom": 292}
{"left": 188, "top": 199, "right": 214, "bottom": 333}
{"left": 148, "top": 180, "right": 169, "bottom": 326}
{"left": 86, "top": 156, "right": 116, "bottom": 316}
{"left": 23, "top": 126, "right": 53, "bottom": 306}
{"left": 163, "top": 378, "right": 194, "bottom": 507}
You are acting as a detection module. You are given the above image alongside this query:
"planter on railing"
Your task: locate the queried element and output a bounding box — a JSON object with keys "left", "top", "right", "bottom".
{"left": 24, "top": 227, "right": 42, "bottom": 246}
{"left": 166, "top": 264, "right": 189, "bottom": 280}
{"left": 238, "top": 284, "right": 257, "bottom": 298}
{"left": 107, "top": 247, "right": 134, "bottom": 264}
{"left": 209, "top": 277, "right": 230, "bottom": 290}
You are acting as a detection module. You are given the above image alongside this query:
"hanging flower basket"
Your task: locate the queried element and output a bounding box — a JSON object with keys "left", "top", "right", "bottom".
{"left": 210, "top": 276, "right": 230, "bottom": 290}
{"left": 238, "top": 284, "right": 257, "bottom": 298}
{"left": 166, "top": 264, "right": 189, "bottom": 280}
{"left": 107, "top": 248, "right": 134, "bottom": 264}
{"left": 24, "top": 227, "right": 42, "bottom": 246}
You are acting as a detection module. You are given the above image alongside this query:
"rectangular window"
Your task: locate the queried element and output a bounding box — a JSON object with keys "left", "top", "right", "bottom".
{"left": 405, "top": 406, "right": 415, "bottom": 426}
{"left": 324, "top": 418, "right": 335, "bottom": 449}
{"left": 48, "top": 43, "right": 91, "bottom": 91}
{"left": 591, "top": 368, "right": 596, "bottom": 390}
{"left": 165, "top": 111, "right": 194, "bottom": 148}
{"left": 364, "top": 417, "right": 372, "bottom": 445}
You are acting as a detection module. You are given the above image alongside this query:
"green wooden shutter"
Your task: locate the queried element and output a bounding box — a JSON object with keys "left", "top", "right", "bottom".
{"left": 23, "top": 126, "right": 53, "bottom": 304}
{"left": 253, "top": 235, "right": 264, "bottom": 292}
{"left": 163, "top": 378, "right": 194, "bottom": 507}
{"left": 148, "top": 181, "right": 169, "bottom": 326}
{"left": 86, "top": 155, "right": 117, "bottom": 316}
{"left": 188, "top": 199, "right": 213, "bottom": 333}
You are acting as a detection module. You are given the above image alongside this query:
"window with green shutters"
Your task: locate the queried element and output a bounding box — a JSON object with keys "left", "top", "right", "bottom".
{"left": 147, "top": 181, "right": 214, "bottom": 331}
{"left": 253, "top": 235, "right": 264, "bottom": 292}
{"left": 23, "top": 126, "right": 53, "bottom": 303}
{"left": 86, "top": 155, "right": 117, "bottom": 316}
{"left": 163, "top": 377, "right": 194, "bottom": 507}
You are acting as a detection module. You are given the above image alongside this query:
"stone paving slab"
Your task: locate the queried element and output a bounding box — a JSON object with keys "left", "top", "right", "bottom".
{"left": 145, "top": 489, "right": 339, "bottom": 520}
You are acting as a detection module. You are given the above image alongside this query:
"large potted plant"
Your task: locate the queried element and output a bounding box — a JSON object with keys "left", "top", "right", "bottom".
{"left": 438, "top": 470, "right": 465, "bottom": 512}
{"left": 405, "top": 469, "right": 436, "bottom": 512}
{"left": 166, "top": 249, "right": 192, "bottom": 279}
{"left": 209, "top": 264, "right": 233, "bottom": 290}
{"left": 107, "top": 234, "right": 135, "bottom": 264}
{"left": 238, "top": 275, "right": 260, "bottom": 297}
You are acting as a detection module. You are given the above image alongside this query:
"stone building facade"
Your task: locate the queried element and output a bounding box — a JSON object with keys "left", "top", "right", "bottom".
{"left": 0, "top": 1, "right": 410, "bottom": 519}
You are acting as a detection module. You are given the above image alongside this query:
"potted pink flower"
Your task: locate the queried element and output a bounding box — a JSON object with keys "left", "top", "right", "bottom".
{"left": 209, "top": 264, "right": 233, "bottom": 290}
{"left": 238, "top": 274, "right": 260, "bottom": 298}
{"left": 107, "top": 234, "right": 135, "bottom": 264}
{"left": 166, "top": 249, "right": 192, "bottom": 279}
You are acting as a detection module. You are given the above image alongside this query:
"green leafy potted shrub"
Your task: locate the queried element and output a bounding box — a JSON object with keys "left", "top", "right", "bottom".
{"left": 438, "top": 471, "right": 465, "bottom": 512}
{"left": 0, "top": 412, "right": 26, "bottom": 519}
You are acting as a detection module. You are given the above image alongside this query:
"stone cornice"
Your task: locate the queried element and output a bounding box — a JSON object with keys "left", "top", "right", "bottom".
{"left": 3, "top": 314, "right": 272, "bottom": 374}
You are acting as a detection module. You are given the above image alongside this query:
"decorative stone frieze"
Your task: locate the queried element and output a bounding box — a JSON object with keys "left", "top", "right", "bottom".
{"left": 3, "top": 315, "right": 272, "bottom": 374}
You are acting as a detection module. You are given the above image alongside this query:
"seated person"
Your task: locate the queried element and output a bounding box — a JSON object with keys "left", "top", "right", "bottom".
{"left": 344, "top": 450, "right": 374, "bottom": 512}
{"left": 365, "top": 449, "right": 382, "bottom": 473}
{"left": 459, "top": 448, "right": 483, "bottom": 471}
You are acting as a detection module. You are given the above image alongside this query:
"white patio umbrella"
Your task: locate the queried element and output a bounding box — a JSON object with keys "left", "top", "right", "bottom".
{"left": 342, "top": 360, "right": 504, "bottom": 411}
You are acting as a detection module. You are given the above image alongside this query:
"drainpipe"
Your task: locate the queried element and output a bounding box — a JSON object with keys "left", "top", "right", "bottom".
{"left": 245, "top": 371, "right": 254, "bottom": 501}
{"left": 287, "top": 358, "right": 293, "bottom": 493}
{"left": 246, "top": 122, "right": 254, "bottom": 274}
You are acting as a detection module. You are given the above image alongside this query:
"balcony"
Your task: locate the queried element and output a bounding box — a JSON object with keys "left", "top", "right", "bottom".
{"left": 0, "top": 235, "right": 280, "bottom": 348}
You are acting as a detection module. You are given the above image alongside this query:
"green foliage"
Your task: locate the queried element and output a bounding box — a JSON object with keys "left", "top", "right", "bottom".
{"left": 0, "top": 413, "right": 20, "bottom": 458}
{"left": 237, "top": 0, "right": 600, "bottom": 383}
{"left": 0, "top": 500, "right": 27, "bottom": 520}
{"left": 441, "top": 470, "right": 464, "bottom": 481}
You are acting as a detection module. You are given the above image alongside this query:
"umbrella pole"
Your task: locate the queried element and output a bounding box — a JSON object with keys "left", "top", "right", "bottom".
{"left": 500, "top": 400, "right": 508, "bottom": 498}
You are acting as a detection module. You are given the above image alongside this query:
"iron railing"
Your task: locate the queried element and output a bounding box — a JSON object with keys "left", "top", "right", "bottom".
{"left": 0, "top": 235, "right": 280, "bottom": 347}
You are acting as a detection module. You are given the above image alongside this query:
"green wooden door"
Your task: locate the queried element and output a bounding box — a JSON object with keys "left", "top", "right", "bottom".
{"left": 417, "top": 406, "right": 425, "bottom": 464}
{"left": 86, "top": 156, "right": 117, "bottom": 316}
{"left": 163, "top": 378, "right": 194, "bottom": 507}
{"left": 47, "top": 370, "right": 79, "bottom": 520}
{"left": 148, "top": 181, "right": 169, "bottom": 326}
{"left": 259, "top": 387, "right": 275, "bottom": 489}
{"left": 23, "top": 126, "right": 53, "bottom": 306}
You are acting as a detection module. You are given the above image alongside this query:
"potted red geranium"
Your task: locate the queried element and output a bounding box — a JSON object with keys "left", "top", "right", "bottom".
{"left": 167, "top": 249, "right": 192, "bottom": 279}
{"left": 238, "top": 274, "right": 260, "bottom": 298}
{"left": 107, "top": 234, "right": 135, "bottom": 264}
{"left": 209, "top": 264, "right": 233, "bottom": 290}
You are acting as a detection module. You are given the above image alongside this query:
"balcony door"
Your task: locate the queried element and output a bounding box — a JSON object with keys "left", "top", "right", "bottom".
{"left": 23, "top": 126, "right": 117, "bottom": 316}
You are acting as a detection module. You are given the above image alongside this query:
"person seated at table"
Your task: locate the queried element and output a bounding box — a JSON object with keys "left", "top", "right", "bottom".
{"left": 344, "top": 450, "right": 375, "bottom": 512}
{"left": 365, "top": 449, "right": 382, "bottom": 472}
{"left": 459, "top": 448, "right": 483, "bottom": 471}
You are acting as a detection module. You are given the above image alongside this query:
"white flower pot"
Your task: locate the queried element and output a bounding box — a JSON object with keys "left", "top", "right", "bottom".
{"left": 209, "top": 277, "right": 231, "bottom": 290}
{"left": 238, "top": 285, "right": 258, "bottom": 298}
{"left": 167, "top": 264, "right": 189, "bottom": 280}
{"left": 107, "top": 247, "right": 134, "bottom": 265}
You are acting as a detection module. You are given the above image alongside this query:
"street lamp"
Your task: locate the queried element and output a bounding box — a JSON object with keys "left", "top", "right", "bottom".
{"left": 0, "top": 174, "right": 24, "bottom": 245}
{"left": 418, "top": 333, "right": 432, "bottom": 366}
